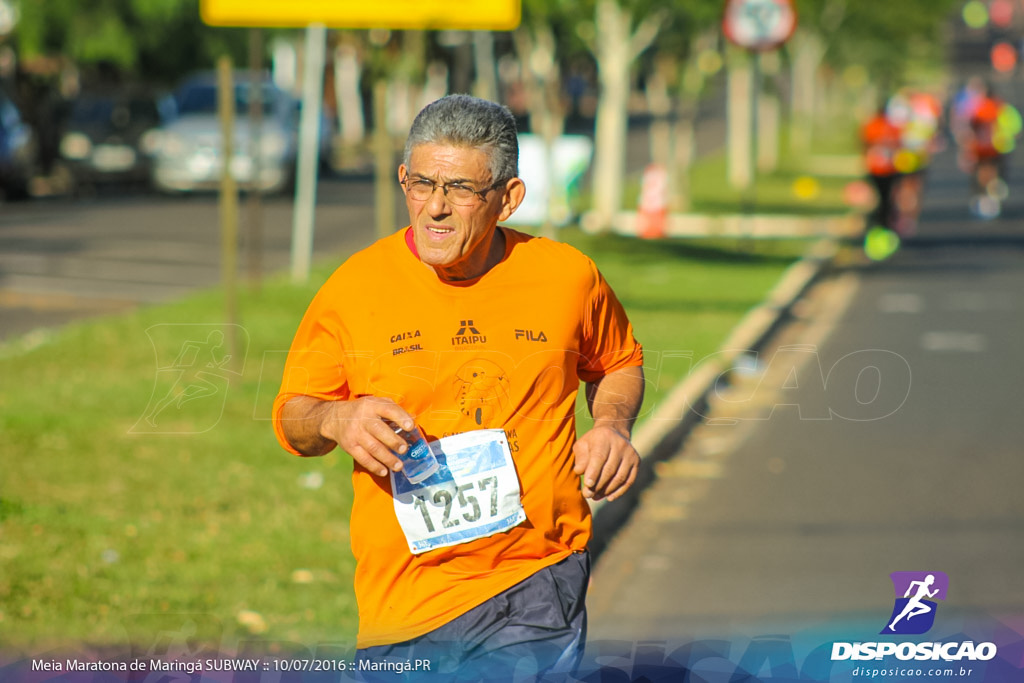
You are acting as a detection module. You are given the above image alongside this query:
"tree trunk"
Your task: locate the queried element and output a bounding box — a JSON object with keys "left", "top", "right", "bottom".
{"left": 387, "top": 31, "right": 427, "bottom": 137}
{"left": 420, "top": 61, "right": 449, "bottom": 110}
{"left": 670, "top": 32, "right": 717, "bottom": 212}
{"left": 789, "top": 30, "right": 824, "bottom": 157}
{"left": 757, "top": 52, "right": 781, "bottom": 174}
{"left": 514, "top": 24, "right": 565, "bottom": 240}
{"left": 671, "top": 111, "right": 695, "bottom": 212}
{"left": 333, "top": 38, "right": 365, "bottom": 150}
{"left": 472, "top": 31, "right": 498, "bottom": 102}
{"left": 646, "top": 61, "right": 673, "bottom": 168}
{"left": 727, "top": 48, "right": 753, "bottom": 192}
{"left": 758, "top": 91, "right": 780, "bottom": 172}
{"left": 590, "top": 0, "right": 632, "bottom": 231}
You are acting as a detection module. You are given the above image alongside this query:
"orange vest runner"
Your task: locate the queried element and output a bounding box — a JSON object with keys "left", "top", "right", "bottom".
{"left": 861, "top": 114, "right": 902, "bottom": 176}
{"left": 273, "top": 227, "right": 643, "bottom": 647}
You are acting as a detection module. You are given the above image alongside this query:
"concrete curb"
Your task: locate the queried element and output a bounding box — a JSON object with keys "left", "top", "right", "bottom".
{"left": 580, "top": 210, "right": 863, "bottom": 240}
{"left": 588, "top": 237, "right": 841, "bottom": 559}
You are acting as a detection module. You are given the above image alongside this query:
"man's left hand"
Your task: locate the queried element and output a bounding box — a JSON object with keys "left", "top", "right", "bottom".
{"left": 572, "top": 424, "right": 639, "bottom": 502}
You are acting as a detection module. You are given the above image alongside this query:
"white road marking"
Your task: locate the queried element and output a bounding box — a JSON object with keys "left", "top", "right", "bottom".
{"left": 946, "top": 291, "right": 1016, "bottom": 312}
{"left": 920, "top": 331, "right": 988, "bottom": 353}
{"left": 878, "top": 293, "right": 924, "bottom": 314}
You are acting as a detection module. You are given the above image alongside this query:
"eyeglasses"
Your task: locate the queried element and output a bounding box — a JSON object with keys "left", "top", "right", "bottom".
{"left": 400, "top": 174, "right": 506, "bottom": 206}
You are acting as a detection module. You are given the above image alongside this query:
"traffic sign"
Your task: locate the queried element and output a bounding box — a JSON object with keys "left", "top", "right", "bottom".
{"left": 200, "top": 0, "right": 521, "bottom": 30}
{"left": 723, "top": 0, "right": 797, "bottom": 52}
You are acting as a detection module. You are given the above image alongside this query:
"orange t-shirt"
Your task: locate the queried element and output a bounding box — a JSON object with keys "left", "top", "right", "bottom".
{"left": 861, "top": 114, "right": 902, "bottom": 176}
{"left": 272, "top": 226, "right": 643, "bottom": 648}
{"left": 970, "top": 97, "right": 1003, "bottom": 159}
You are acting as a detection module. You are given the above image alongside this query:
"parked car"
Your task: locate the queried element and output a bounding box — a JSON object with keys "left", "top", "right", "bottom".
{"left": 149, "top": 72, "right": 302, "bottom": 194}
{"left": 57, "top": 86, "right": 171, "bottom": 191}
{"left": 0, "top": 82, "right": 38, "bottom": 200}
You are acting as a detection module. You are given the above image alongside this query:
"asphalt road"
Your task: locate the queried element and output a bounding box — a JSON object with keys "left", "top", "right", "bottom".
{"left": 583, "top": 95, "right": 1024, "bottom": 682}
{"left": 0, "top": 176, "right": 385, "bottom": 342}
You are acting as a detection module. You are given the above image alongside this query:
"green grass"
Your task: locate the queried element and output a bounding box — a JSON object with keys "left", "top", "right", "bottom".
{"left": 618, "top": 119, "right": 863, "bottom": 216}
{"left": 685, "top": 153, "right": 855, "bottom": 215}
{"left": 1, "top": 270, "right": 357, "bottom": 653}
{"left": 0, "top": 230, "right": 808, "bottom": 653}
{"left": 562, "top": 229, "right": 808, "bottom": 420}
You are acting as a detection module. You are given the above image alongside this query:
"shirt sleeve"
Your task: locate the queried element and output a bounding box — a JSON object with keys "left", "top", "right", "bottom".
{"left": 271, "top": 282, "right": 351, "bottom": 455}
{"left": 577, "top": 260, "right": 643, "bottom": 384}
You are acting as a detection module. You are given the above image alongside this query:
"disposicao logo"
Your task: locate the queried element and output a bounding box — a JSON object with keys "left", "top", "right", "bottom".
{"left": 881, "top": 571, "right": 949, "bottom": 635}
{"left": 831, "top": 571, "right": 998, "bottom": 663}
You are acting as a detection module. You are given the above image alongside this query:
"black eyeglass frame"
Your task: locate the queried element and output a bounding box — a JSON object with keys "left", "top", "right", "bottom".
{"left": 399, "top": 173, "right": 509, "bottom": 205}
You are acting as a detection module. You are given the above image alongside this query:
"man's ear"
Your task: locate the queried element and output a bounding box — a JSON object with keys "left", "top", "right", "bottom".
{"left": 397, "top": 164, "right": 408, "bottom": 195}
{"left": 498, "top": 177, "right": 526, "bottom": 222}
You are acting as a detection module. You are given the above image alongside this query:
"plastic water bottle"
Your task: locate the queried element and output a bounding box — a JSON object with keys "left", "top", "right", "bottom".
{"left": 388, "top": 422, "right": 439, "bottom": 484}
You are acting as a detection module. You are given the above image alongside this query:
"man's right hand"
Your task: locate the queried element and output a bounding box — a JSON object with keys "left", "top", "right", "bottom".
{"left": 281, "top": 395, "right": 416, "bottom": 477}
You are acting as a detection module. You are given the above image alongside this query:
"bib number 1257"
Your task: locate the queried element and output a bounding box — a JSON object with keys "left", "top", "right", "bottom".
{"left": 391, "top": 429, "right": 526, "bottom": 554}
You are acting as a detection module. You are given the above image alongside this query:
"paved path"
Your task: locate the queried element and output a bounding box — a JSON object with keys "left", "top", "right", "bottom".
{"left": 583, "top": 97, "right": 1024, "bottom": 681}
{"left": 0, "top": 178, "right": 383, "bottom": 342}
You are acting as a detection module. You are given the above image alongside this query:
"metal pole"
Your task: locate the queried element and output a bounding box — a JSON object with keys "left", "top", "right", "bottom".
{"left": 217, "top": 57, "right": 239, "bottom": 364}
{"left": 373, "top": 80, "right": 396, "bottom": 239}
{"left": 247, "top": 28, "right": 264, "bottom": 291}
{"left": 290, "top": 23, "right": 327, "bottom": 283}
{"left": 746, "top": 49, "right": 761, "bottom": 211}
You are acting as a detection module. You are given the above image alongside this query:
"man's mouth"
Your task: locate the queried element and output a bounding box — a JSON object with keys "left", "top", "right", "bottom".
{"left": 425, "top": 224, "right": 454, "bottom": 235}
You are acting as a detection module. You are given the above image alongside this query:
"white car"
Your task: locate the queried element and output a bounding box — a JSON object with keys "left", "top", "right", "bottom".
{"left": 150, "top": 73, "right": 300, "bottom": 194}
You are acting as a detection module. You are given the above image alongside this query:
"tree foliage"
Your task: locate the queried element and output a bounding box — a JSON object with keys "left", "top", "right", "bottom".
{"left": 12, "top": 0, "right": 251, "bottom": 86}
{"left": 521, "top": 0, "right": 725, "bottom": 76}
{"left": 792, "top": 0, "right": 961, "bottom": 85}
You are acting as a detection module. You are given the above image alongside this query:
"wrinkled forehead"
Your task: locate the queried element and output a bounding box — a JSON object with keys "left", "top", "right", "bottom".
{"left": 405, "top": 142, "right": 495, "bottom": 180}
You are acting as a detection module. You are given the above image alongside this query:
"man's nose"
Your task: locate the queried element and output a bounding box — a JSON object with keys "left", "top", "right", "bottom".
{"left": 425, "top": 186, "right": 452, "bottom": 216}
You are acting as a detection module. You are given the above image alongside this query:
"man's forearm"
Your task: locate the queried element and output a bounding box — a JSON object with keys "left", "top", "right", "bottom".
{"left": 279, "top": 395, "right": 338, "bottom": 456}
{"left": 585, "top": 365, "right": 645, "bottom": 435}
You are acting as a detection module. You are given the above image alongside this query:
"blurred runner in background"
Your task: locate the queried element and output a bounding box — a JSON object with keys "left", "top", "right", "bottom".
{"left": 861, "top": 102, "right": 903, "bottom": 233}
{"left": 950, "top": 76, "right": 985, "bottom": 148}
{"left": 959, "top": 81, "right": 1022, "bottom": 218}
{"left": 888, "top": 89, "right": 942, "bottom": 235}
{"left": 860, "top": 88, "right": 943, "bottom": 261}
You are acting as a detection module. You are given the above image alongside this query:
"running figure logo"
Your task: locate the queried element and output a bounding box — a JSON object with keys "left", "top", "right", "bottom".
{"left": 881, "top": 571, "right": 949, "bottom": 635}
{"left": 132, "top": 324, "right": 248, "bottom": 434}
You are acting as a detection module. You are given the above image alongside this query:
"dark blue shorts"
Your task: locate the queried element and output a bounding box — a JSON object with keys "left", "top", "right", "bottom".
{"left": 356, "top": 550, "right": 590, "bottom": 682}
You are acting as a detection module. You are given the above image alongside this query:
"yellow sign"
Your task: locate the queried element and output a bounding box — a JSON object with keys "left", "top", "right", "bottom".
{"left": 200, "top": 0, "right": 521, "bottom": 30}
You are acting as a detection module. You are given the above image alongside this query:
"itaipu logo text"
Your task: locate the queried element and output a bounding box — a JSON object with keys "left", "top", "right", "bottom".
{"left": 831, "top": 571, "right": 997, "bottom": 663}
{"left": 452, "top": 320, "right": 486, "bottom": 346}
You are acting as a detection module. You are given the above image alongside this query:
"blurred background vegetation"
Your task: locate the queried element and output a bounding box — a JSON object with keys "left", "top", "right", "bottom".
{"left": 0, "top": 0, "right": 960, "bottom": 218}
{"left": 6, "top": 0, "right": 956, "bottom": 89}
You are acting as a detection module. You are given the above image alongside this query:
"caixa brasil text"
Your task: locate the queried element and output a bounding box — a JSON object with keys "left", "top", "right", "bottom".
{"left": 831, "top": 641, "right": 998, "bottom": 662}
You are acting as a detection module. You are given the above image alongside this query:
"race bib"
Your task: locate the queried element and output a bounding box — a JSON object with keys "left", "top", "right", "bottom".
{"left": 390, "top": 429, "right": 526, "bottom": 554}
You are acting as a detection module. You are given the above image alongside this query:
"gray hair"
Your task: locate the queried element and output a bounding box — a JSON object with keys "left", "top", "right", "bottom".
{"left": 402, "top": 94, "right": 519, "bottom": 183}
